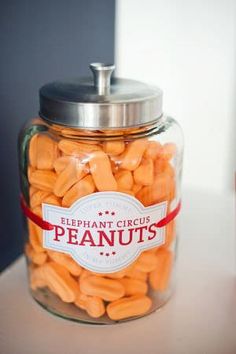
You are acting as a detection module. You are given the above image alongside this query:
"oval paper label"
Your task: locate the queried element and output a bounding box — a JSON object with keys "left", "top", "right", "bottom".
{"left": 42, "top": 192, "right": 167, "bottom": 273}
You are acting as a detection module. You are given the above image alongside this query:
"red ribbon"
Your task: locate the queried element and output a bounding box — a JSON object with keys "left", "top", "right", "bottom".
{"left": 20, "top": 194, "right": 181, "bottom": 231}
{"left": 156, "top": 201, "right": 181, "bottom": 228}
{"left": 20, "top": 195, "right": 54, "bottom": 230}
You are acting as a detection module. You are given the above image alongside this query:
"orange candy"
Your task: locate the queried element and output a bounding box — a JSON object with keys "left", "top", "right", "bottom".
{"left": 144, "top": 141, "right": 162, "bottom": 159}
{"left": 28, "top": 220, "right": 44, "bottom": 253}
{"left": 42, "top": 262, "right": 80, "bottom": 303}
{"left": 25, "top": 243, "right": 47, "bottom": 265}
{"left": 25, "top": 130, "right": 178, "bottom": 321}
{"left": 58, "top": 139, "right": 101, "bottom": 155}
{"left": 47, "top": 250, "right": 82, "bottom": 276}
{"left": 28, "top": 169, "right": 57, "bottom": 192}
{"left": 120, "top": 278, "right": 148, "bottom": 296}
{"left": 103, "top": 141, "right": 125, "bottom": 155}
{"left": 29, "top": 266, "right": 47, "bottom": 290}
{"left": 133, "top": 251, "right": 158, "bottom": 272}
{"left": 53, "top": 159, "right": 81, "bottom": 197}
{"left": 120, "top": 139, "right": 149, "bottom": 171}
{"left": 159, "top": 143, "right": 176, "bottom": 161}
{"left": 163, "top": 220, "right": 176, "bottom": 248}
{"left": 149, "top": 248, "right": 173, "bottom": 291}
{"left": 133, "top": 158, "right": 154, "bottom": 186}
{"left": 106, "top": 295, "right": 152, "bottom": 320}
{"left": 62, "top": 175, "right": 95, "bottom": 207}
{"left": 136, "top": 172, "right": 175, "bottom": 206}
{"left": 29, "top": 134, "right": 58, "bottom": 170}
{"left": 115, "top": 170, "right": 134, "bottom": 190}
{"left": 89, "top": 150, "right": 117, "bottom": 191}
{"left": 80, "top": 275, "right": 125, "bottom": 302}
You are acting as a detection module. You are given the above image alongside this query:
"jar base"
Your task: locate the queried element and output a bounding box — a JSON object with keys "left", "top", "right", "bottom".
{"left": 30, "top": 285, "right": 174, "bottom": 325}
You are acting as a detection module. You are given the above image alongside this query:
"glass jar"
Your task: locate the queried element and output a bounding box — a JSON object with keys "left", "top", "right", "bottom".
{"left": 18, "top": 63, "right": 183, "bottom": 324}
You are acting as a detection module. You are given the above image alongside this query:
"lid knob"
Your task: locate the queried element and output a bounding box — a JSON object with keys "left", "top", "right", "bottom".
{"left": 90, "top": 62, "right": 115, "bottom": 95}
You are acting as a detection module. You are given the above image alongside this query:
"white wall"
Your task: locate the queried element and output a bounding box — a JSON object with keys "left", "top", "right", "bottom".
{"left": 115, "top": 0, "right": 236, "bottom": 193}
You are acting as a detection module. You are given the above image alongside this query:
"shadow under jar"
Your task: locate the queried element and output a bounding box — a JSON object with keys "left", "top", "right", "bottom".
{"left": 18, "top": 63, "right": 184, "bottom": 324}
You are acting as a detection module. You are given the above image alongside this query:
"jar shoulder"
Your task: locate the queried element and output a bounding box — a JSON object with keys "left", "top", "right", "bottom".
{"left": 151, "top": 115, "right": 184, "bottom": 145}
{"left": 162, "top": 115, "right": 183, "bottom": 132}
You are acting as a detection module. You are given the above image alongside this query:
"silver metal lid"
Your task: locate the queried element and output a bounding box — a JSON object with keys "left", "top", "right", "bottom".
{"left": 39, "top": 63, "right": 163, "bottom": 129}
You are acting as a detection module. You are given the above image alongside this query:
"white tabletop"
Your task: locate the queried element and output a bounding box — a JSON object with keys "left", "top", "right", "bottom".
{"left": 0, "top": 188, "right": 235, "bottom": 354}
